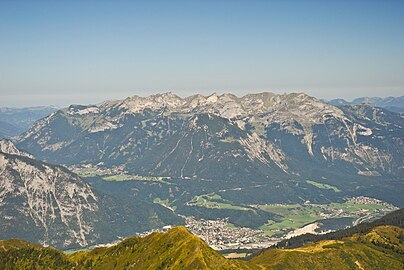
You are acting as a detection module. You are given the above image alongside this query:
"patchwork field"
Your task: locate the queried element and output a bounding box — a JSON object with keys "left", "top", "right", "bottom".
{"left": 75, "top": 169, "right": 399, "bottom": 241}
{"left": 185, "top": 192, "right": 397, "bottom": 237}
{"left": 102, "top": 174, "right": 171, "bottom": 184}
{"left": 187, "top": 193, "right": 250, "bottom": 211}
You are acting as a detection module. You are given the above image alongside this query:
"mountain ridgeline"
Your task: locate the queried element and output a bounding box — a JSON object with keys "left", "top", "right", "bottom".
{"left": 326, "top": 96, "right": 404, "bottom": 114}
{"left": 0, "top": 106, "right": 58, "bottom": 138}
{"left": 16, "top": 92, "right": 404, "bottom": 206}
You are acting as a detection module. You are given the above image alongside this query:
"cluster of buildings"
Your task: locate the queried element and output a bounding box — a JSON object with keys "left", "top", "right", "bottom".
{"left": 184, "top": 216, "right": 277, "bottom": 250}
{"left": 98, "top": 195, "right": 398, "bottom": 252}
{"left": 346, "top": 196, "right": 396, "bottom": 207}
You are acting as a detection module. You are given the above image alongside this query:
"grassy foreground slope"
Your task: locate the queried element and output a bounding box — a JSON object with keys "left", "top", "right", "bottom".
{"left": 0, "top": 227, "right": 257, "bottom": 270}
{"left": 252, "top": 225, "right": 403, "bottom": 270}
{"left": 274, "top": 207, "right": 404, "bottom": 249}
{"left": 0, "top": 225, "right": 403, "bottom": 269}
{"left": 70, "top": 227, "right": 257, "bottom": 270}
{"left": 0, "top": 239, "right": 74, "bottom": 269}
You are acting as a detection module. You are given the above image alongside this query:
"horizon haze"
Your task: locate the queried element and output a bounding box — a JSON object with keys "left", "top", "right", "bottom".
{"left": 1, "top": 0, "right": 404, "bottom": 107}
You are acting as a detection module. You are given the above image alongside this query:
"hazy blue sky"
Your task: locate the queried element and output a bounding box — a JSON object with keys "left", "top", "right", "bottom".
{"left": 1, "top": 0, "right": 403, "bottom": 107}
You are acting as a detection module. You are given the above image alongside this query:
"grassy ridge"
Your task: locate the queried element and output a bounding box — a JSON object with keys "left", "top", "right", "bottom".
{"left": 251, "top": 226, "right": 404, "bottom": 270}
{"left": 0, "top": 227, "right": 257, "bottom": 270}
{"left": 273, "top": 208, "right": 404, "bottom": 249}
{"left": 70, "top": 227, "right": 257, "bottom": 269}
{"left": 0, "top": 225, "right": 403, "bottom": 269}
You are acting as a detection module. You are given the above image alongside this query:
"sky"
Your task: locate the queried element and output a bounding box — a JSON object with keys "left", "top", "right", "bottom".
{"left": 1, "top": 0, "right": 403, "bottom": 107}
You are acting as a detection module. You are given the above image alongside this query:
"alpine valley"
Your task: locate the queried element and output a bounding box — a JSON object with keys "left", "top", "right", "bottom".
{"left": 1, "top": 92, "right": 403, "bottom": 252}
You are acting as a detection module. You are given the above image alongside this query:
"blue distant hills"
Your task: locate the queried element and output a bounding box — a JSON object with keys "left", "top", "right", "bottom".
{"left": 324, "top": 96, "right": 404, "bottom": 114}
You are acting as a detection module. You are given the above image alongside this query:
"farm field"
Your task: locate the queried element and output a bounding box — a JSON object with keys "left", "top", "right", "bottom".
{"left": 102, "top": 174, "right": 171, "bottom": 184}
{"left": 185, "top": 192, "right": 398, "bottom": 237}
{"left": 187, "top": 193, "right": 250, "bottom": 211}
{"left": 306, "top": 180, "right": 341, "bottom": 192}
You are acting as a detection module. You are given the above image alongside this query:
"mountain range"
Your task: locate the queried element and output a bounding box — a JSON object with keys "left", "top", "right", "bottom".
{"left": 325, "top": 96, "right": 404, "bottom": 114}
{"left": 15, "top": 92, "right": 404, "bottom": 205}
{"left": 1, "top": 91, "right": 403, "bottom": 252}
{"left": 0, "top": 106, "right": 58, "bottom": 138}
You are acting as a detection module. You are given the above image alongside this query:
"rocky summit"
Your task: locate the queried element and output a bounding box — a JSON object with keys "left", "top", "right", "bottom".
{"left": 17, "top": 92, "right": 403, "bottom": 176}
{"left": 15, "top": 92, "right": 403, "bottom": 204}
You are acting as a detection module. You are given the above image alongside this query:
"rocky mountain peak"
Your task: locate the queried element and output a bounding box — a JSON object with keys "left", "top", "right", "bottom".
{"left": 14, "top": 91, "right": 403, "bottom": 181}
{"left": 118, "top": 92, "right": 184, "bottom": 113}
{"left": 50, "top": 92, "right": 344, "bottom": 122}
{"left": 0, "top": 139, "right": 33, "bottom": 158}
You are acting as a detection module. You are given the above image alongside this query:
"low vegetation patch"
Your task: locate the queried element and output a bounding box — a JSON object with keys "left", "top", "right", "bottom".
{"left": 306, "top": 180, "right": 341, "bottom": 192}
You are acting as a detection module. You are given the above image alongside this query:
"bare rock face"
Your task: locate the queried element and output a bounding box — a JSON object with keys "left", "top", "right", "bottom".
{"left": 0, "top": 141, "right": 98, "bottom": 248}
{"left": 16, "top": 92, "right": 403, "bottom": 181}
{"left": 0, "top": 140, "right": 183, "bottom": 249}
{"left": 0, "top": 139, "right": 34, "bottom": 158}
